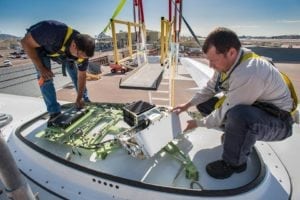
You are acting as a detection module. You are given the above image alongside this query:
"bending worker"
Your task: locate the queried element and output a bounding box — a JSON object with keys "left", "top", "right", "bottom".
{"left": 21, "top": 20, "right": 95, "bottom": 122}
{"left": 172, "top": 27, "right": 295, "bottom": 179}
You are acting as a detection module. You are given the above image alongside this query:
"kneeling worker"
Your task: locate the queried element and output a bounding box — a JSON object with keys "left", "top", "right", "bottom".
{"left": 172, "top": 27, "right": 295, "bottom": 179}
{"left": 21, "top": 20, "right": 95, "bottom": 122}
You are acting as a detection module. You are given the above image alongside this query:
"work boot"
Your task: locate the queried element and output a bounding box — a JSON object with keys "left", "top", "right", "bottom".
{"left": 84, "top": 98, "right": 91, "bottom": 103}
{"left": 206, "top": 160, "right": 247, "bottom": 179}
{"left": 47, "top": 112, "right": 61, "bottom": 127}
{"left": 221, "top": 133, "right": 225, "bottom": 144}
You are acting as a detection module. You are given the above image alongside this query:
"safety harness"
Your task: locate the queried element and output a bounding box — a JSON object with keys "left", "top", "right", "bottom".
{"left": 48, "top": 27, "right": 84, "bottom": 76}
{"left": 214, "top": 52, "right": 298, "bottom": 115}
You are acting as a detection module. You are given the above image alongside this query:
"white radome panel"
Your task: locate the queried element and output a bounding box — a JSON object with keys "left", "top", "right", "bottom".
{"left": 134, "top": 112, "right": 190, "bottom": 157}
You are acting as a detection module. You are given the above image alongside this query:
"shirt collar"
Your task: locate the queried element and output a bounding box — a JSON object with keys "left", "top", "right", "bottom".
{"left": 224, "top": 48, "right": 243, "bottom": 75}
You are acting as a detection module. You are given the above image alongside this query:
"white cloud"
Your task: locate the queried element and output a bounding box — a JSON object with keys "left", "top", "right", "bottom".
{"left": 276, "top": 20, "right": 300, "bottom": 24}
{"left": 229, "top": 25, "right": 260, "bottom": 29}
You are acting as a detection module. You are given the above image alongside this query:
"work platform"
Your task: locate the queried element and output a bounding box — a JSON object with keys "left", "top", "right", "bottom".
{"left": 56, "top": 58, "right": 197, "bottom": 109}
{"left": 119, "top": 63, "right": 164, "bottom": 90}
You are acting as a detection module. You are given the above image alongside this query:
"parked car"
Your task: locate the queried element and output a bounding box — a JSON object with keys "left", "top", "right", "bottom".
{"left": 3, "top": 60, "right": 13, "bottom": 67}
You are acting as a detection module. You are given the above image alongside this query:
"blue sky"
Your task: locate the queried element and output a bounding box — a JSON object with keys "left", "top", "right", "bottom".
{"left": 0, "top": 0, "right": 300, "bottom": 37}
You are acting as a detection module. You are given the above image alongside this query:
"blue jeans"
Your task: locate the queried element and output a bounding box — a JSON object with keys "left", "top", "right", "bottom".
{"left": 197, "top": 99, "right": 293, "bottom": 166}
{"left": 64, "top": 62, "right": 89, "bottom": 102}
{"left": 35, "top": 52, "right": 89, "bottom": 115}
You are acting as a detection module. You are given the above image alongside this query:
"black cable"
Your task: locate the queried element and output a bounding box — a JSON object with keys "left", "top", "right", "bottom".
{"left": 171, "top": 0, "right": 202, "bottom": 47}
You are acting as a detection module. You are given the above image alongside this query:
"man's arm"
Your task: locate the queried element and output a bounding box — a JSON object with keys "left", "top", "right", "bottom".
{"left": 21, "top": 33, "right": 54, "bottom": 80}
{"left": 75, "top": 70, "right": 87, "bottom": 108}
{"left": 171, "top": 72, "right": 218, "bottom": 132}
{"left": 171, "top": 102, "right": 192, "bottom": 114}
{"left": 172, "top": 72, "right": 219, "bottom": 113}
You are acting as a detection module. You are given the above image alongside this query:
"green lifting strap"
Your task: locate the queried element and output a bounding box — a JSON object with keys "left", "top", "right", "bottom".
{"left": 102, "top": 0, "right": 127, "bottom": 33}
{"left": 163, "top": 142, "right": 199, "bottom": 181}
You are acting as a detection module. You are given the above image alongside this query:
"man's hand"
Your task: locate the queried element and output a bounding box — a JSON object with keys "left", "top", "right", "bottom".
{"left": 75, "top": 99, "right": 84, "bottom": 109}
{"left": 76, "top": 70, "right": 86, "bottom": 109}
{"left": 40, "top": 67, "right": 54, "bottom": 80}
{"left": 183, "top": 119, "right": 198, "bottom": 132}
{"left": 171, "top": 103, "right": 190, "bottom": 115}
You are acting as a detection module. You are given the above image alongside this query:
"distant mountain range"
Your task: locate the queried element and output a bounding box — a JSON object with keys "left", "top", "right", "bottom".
{"left": 1, "top": 33, "right": 300, "bottom": 42}
{"left": 0, "top": 34, "right": 20, "bottom": 40}
{"left": 239, "top": 35, "right": 300, "bottom": 39}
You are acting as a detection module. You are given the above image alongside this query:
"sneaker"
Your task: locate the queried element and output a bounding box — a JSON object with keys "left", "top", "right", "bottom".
{"left": 47, "top": 112, "right": 61, "bottom": 126}
{"left": 206, "top": 160, "right": 247, "bottom": 179}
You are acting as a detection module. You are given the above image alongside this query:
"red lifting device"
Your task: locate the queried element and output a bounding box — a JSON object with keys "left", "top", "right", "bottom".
{"left": 169, "top": 0, "right": 183, "bottom": 42}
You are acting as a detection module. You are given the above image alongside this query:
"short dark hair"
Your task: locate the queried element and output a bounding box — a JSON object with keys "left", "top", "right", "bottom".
{"left": 74, "top": 34, "right": 95, "bottom": 57}
{"left": 202, "top": 27, "right": 241, "bottom": 54}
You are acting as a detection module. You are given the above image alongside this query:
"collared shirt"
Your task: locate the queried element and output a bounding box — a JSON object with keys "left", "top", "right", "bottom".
{"left": 27, "top": 20, "right": 88, "bottom": 71}
{"left": 189, "top": 48, "right": 293, "bottom": 128}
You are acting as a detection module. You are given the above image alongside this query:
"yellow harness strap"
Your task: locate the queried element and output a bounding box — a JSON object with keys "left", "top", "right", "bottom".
{"left": 240, "top": 52, "right": 260, "bottom": 62}
{"left": 48, "top": 27, "right": 84, "bottom": 63}
{"left": 214, "top": 52, "right": 298, "bottom": 113}
{"left": 214, "top": 52, "right": 254, "bottom": 109}
{"left": 217, "top": 53, "right": 259, "bottom": 89}
{"left": 214, "top": 96, "right": 226, "bottom": 109}
{"left": 280, "top": 72, "right": 298, "bottom": 113}
{"left": 246, "top": 52, "right": 298, "bottom": 113}
{"left": 49, "top": 26, "right": 73, "bottom": 57}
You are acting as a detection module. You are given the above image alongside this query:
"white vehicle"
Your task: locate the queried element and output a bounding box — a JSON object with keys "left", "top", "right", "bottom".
{"left": 21, "top": 54, "right": 28, "bottom": 59}
{"left": 3, "top": 60, "right": 12, "bottom": 67}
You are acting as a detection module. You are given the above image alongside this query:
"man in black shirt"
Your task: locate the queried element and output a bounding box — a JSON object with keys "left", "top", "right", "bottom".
{"left": 21, "top": 20, "right": 95, "bottom": 121}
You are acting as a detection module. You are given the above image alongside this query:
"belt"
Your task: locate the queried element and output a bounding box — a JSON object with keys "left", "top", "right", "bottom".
{"left": 253, "top": 101, "right": 291, "bottom": 120}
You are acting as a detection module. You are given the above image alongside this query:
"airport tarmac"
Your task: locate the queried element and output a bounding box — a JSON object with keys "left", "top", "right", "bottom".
{"left": 1, "top": 57, "right": 299, "bottom": 109}
{"left": 56, "top": 58, "right": 300, "bottom": 108}
{"left": 56, "top": 61, "right": 197, "bottom": 108}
